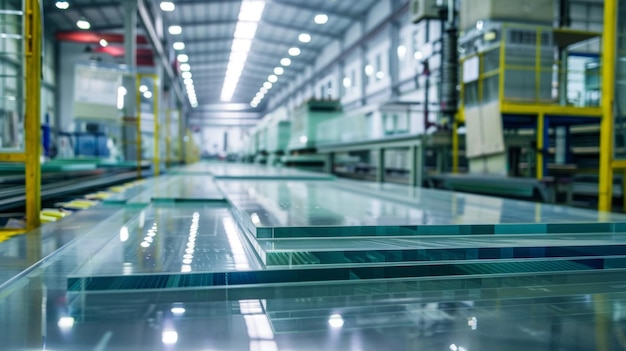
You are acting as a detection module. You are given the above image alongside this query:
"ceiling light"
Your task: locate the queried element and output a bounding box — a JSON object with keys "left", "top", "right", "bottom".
{"left": 232, "top": 39, "right": 252, "bottom": 52}
{"left": 328, "top": 314, "right": 344, "bottom": 328}
{"left": 182, "top": 72, "right": 192, "bottom": 79}
{"left": 268, "top": 74, "right": 278, "bottom": 83}
{"left": 162, "top": 330, "right": 178, "bottom": 345}
{"left": 250, "top": 102, "right": 258, "bottom": 107}
{"left": 143, "top": 91, "right": 153, "bottom": 99}
{"left": 274, "top": 67, "right": 284, "bottom": 75}
{"left": 414, "top": 51, "right": 423, "bottom": 60}
{"left": 55, "top": 1, "right": 70, "bottom": 10}
{"left": 299, "top": 33, "right": 311, "bottom": 43}
{"left": 343, "top": 77, "right": 352, "bottom": 88}
{"left": 160, "top": 1, "right": 175, "bottom": 11}
{"left": 314, "top": 14, "right": 328, "bottom": 24}
{"left": 365, "top": 64, "right": 374, "bottom": 76}
{"left": 180, "top": 63, "right": 191, "bottom": 72}
{"left": 171, "top": 307, "right": 186, "bottom": 315}
{"left": 376, "top": 71, "right": 385, "bottom": 79}
{"left": 99, "top": 39, "right": 108, "bottom": 47}
{"left": 280, "top": 58, "right": 291, "bottom": 66}
{"left": 288, "top": 47, "right": 300, "bottom": 56}
{"left": 57, "top": 317, "right": 75, "bottom": 329}
{"left": 177, "top": 54, "right": 189, "bottom": 63}
{"left": 239, "top": 0, "right": 266, "bottom": 21}
{"left": 76, "top": 19, "right": 90, "bottom": 30}
{"left": 260, "top": 87, "right": 268, "bottom": 94}
{"left": 235, "top": 22, "right": 259, "bottom": 39}
{"left": 168, "top": 25, "right": 182, "bottom": 35}
{"left": 184, "top": 78, "right": 193, "bottom": 85}
{"left": 139, "top": 85, "right": 148, "bottom": 93}
{"left": 173, "top": 42, "right": 185, "bottom": 50}
{"left": 397, "top": 45, "right": 407, "bottom": 59}
{"left": 263, "top": 82, "right": 272, "bottom": 89}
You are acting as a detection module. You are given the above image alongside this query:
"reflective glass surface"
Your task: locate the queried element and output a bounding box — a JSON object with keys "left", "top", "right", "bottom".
{"left": 219, "top": 179, "right": 626, "bottom": 239}
{"left": 173, "top": 162, "right": 336, "bottom": 180}
{"left": 126, "top": 175, "right": 224, "bottom": 205}
{"left": 5, "top": 165, "right": 626, "bottom": 350}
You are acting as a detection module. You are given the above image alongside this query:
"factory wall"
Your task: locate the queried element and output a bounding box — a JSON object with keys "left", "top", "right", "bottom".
{"left": 266, "top": 0, "right": 441, "bottom": 131}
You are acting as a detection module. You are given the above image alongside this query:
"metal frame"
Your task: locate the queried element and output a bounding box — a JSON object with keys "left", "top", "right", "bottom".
{"left": 0, "top": 0, "right": 41, "bottom": 230}
{"left": 136, "top": 73, "right": 160, "bottom": 177}
{"left": 457, "top": 22, "right": 603, "bottom": 183}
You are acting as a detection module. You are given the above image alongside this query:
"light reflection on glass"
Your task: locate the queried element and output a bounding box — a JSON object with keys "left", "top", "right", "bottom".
{"left": 57, "top": 316, "right": 75, "bottom": 330}
{"left": 119, "top": 226, "right": 129, "bottom": 242}
{"left": 223, "top": 217, "right": 251, "bottom": 270}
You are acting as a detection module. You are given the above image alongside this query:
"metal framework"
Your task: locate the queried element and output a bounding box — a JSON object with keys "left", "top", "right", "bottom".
{"left": 0, "top": 0, "right": 41, "bottom": 231}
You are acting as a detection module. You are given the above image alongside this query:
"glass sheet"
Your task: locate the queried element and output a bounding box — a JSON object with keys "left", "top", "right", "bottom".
{"left": 2, "top": 196, "right": 626, "bottom": 349}
{"left": 219, "top": 180, "right": 626, "bottom": 239}
{"left": 173, "top": 162, "right": 335, "bottom": 180}
{"left": 69, "top": 203, "right": 261, "bottom": 280}
{"left": 126, "top": 175, "right": 224, "bottom": 205}
{"left": 256, "top": 234, "right": 626, "bottom": 266}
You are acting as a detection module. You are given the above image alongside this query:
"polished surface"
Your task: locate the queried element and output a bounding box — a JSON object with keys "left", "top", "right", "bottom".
{"left": 173, "top": 162, "right": 336, "bottom": 180}
{"left": 127, "top": 175, "right": 225, "bottom": 205}
{"left": 5, "top": 164, "right": 626, "bottom": 349}
{"left": 220, "top": 179, "right": 626, "bottom": 239}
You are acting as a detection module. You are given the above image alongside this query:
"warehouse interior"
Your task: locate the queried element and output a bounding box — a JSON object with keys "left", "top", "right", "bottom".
{"left": 3, "top": 0, "right": 626, "bottom": 349}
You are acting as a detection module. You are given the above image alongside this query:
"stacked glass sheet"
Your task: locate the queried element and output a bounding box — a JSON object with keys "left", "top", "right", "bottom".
{"left": 2, "top": 164, "right": 626, "bottom": 350}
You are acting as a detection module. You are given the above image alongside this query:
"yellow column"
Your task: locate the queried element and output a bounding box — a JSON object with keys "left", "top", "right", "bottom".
{"left": 135, "top": 76, "right": 143, "bottom": 178}
{"left": 152, "top": 77, "right": 160, "bottom": 176}
{"left": 536, "top": 113, "right": 545, "bottom": 180}
{"left": 452, "top": 120, "right": 459, "bottom": 173}
{"left": 25, "top": 0, "right": 42, "bottom": 230}
{"left": 165, "top": 109, "right": 171, "bottom": 168}
{"left": 599, "top": 0, "right": 617, "bottom": 212}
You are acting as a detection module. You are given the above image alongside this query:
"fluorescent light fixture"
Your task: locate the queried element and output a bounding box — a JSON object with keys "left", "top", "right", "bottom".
{"left": 99, "top": 39, "right": 108, "bottom": 47}
{"left": 268, "top": 74, "right": 278, "bottom": 83}
{"left": 160, "top": 1, "right": 175, "bottom": 11}
{"left": 342, "top": 77, "right": 352, "bottom": 88}
{"left": 397, "top": 45, "right": 407, "bottom": 59}
{"left": 274, "top": 67, "right": 284, "bottom": 75}
{"left": 139, "top": 85, "right": 148, "bottom": 93}
{"left": 171, "top": 307, "right": 186, "bottom": 315}
{"left": 328, "top": 314, "right": 344, "bottom": 328}
{"left": 256, "top": 92, "right": 264, "bottom": 98}
{"left": 76, "top": 19, "right": 90, "bottom": 30}
{"left": 141, "top": 241, "right": 150, "bottom": 248}
{"left": 162, "top": 330, "right": 178, "bottom": 345}
{"left": 168, "top": 25, "right": 182, "bottom": 35}
{"left": 260, "top": 87, "right": 268, "bottom": 94}
{"left": 376, "top": 71, "right": 385, "bottom": 79}
{"left": 55, "top": 1, "right": 69, "bottom": 10}
{"left": 143, "top": 91, "right": 153, "bottom": 99}
{"left": 180, "top": 63, "right": 191, "bottom": 72}
{"left": 288, "top": 47, "right": 300, "bottom": 56}
{"left": 173, "top": 42, "right": 185, "bottom": 50}
{"left": 364, "top": 64, "right": 374, "bottom": 76}
{"left": 298, "top": 33, "right": 311, "bottom": 43}
{"left": 234, "top": 22, "right": 259, "bottom": 39}
{"left": 238, "top": 0, "right": 266, "bottom": 21}
{"left": 57, "top": 317, "right": 75, "bottom": 329}
{"left": 314, "top": 14, "right": 328, "bottom": 24}
{"left": 182, "top": 72, "right": 192, "bottom": 79}
{"left": 117, "top": 86, "right": 127, "bottom": 110}
{"left": 263, "top": 82, "right": 272, "bottom": 89}
{"left": 232, "top": 38, "right": 252, "bottom": 52}
{"left": 414, "top": 51, "right": 423, "bottom": 60}
{"left": 184, "top": 78, "right": 193, "bottom": 85}
{"left": 280, "top": 58, "right": 291, "bottom": 66}
{"left": 250, "top": 102, "right": 257, "bottom": 107}
{"left": 221, "top": 0, "right": 266, "bottom": 102}
{"left": 177, "top": 54, "right": 189, "bottom": 63}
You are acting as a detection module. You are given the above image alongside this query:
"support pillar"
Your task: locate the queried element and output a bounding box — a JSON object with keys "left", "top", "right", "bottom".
{"left": 122, "top": 0, "right": 138, "bottom": 165}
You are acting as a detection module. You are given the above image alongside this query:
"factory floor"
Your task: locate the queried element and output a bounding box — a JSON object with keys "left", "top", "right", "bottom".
{"left": 1, "top": 162, "right": 626, "bottom": 350}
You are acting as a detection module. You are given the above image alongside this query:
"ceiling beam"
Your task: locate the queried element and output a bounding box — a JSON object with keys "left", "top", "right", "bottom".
{"left": 183, "top": 35, "right": 325, "bottom": 50}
